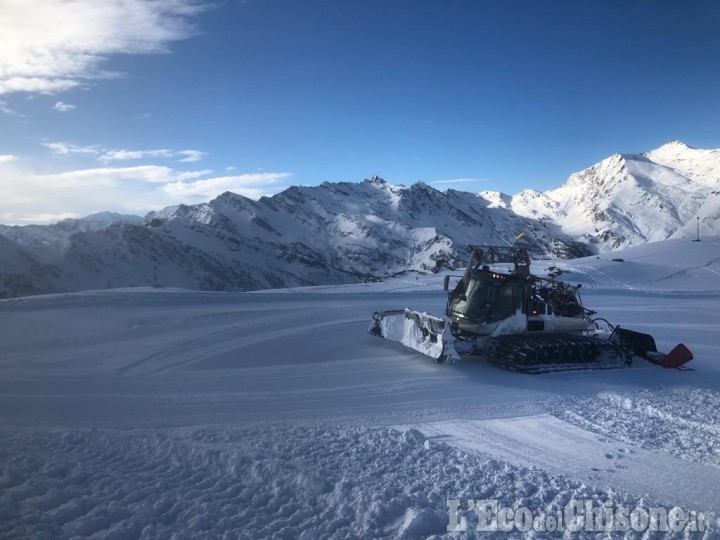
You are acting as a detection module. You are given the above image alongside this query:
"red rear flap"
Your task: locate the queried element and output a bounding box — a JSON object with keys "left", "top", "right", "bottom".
{"left": 661, "top": 343, "right": 694, "bottom": 369}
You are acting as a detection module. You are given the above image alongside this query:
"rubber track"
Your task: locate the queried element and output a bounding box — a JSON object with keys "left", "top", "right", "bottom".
{"left": 480, "top": 333, "right": 629, "bottom": 374}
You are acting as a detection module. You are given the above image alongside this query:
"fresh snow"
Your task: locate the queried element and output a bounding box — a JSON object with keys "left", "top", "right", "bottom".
{"left": 2, "top": 141, "right": 719, "bottom": 297}
{"left": 371, "top": 309, "right": 460, "bottom": 363}
{"left": 2, "top": 237, "right": 720, "bottom": 538}
{"left": 0, "top": 178, "right": 583, "bottom": 297}
{"left": 398, "top": 413, "right": 720, "bottom": 512}
{"left": 504, "top": 141, "right": 720, "bottom": 252}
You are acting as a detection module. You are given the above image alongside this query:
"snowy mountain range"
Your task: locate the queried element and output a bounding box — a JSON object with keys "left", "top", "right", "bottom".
{"left": 1, "top": 141, "right": 717, "bottom": 296}
{"left": 488, "top": 141, "right": 720, "bottom": 250}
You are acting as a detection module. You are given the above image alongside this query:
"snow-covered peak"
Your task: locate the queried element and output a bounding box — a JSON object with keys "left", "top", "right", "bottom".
{"left": 3, "top": 141, "right": 720, "bottom": 296}
{"left": 477, "top": 190, "right": 512, "bottom": 209}
{"left": 146, "top": 202, "right": 215, "bottom": 225}
{"left": 0, "top": 211, "right": 143, "bottom": 250}
{"left": 5, "top": 175, "right": 576, "bottom": 298}
{"left": 642, "top": 141, "right": 720, "bottom": 186}
{"left": 360, "top": 176, "right": 406, "bottom": 196}
{"left": 509, "top": 189, "right": 560, "bottom": 222}
{"left": 506, "top": 141, "right": 720, "bottom": 251}
{"left": 56, "top": 212, "right": 142, "bottom": 232}
{"left": 644, "top": 140, "right": 693, "bottom": 158}
{"left": 557, "top": 153, "right": 629, "bottom": 192}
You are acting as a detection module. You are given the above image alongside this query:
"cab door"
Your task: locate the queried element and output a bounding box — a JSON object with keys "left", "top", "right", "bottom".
{"left": 488, "top": 281, "right": 526, "bottom": 322}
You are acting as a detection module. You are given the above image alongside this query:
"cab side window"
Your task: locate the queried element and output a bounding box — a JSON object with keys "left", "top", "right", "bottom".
{"left": 492, "top": 285, "right": 515, "bottom": 320}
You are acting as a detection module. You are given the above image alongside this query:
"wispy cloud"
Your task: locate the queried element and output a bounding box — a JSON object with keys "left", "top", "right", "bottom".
{"left": 52, "top": 101, "right": 76, "bottom": 112}
{"left": 431, "top": 177, "right": 491, "bottom": 185}
{"left": 99, "top": 148, "right": 206, "bottom": 163}
{"left": 43, "top": 141, "right": 100, "bottom": 156}
{"left": 44, "top": 141, "right": 207, "bottom": 164}
{"left": 43, "top": 165, "right": 182, "bottom": 186}
{"left": 176, "top": 149, "right": 206, "bottom": 163}
{"left": 98, "top": 149, "right": 175, "bottom": 162}
{"left": 163, "top": 173, "right": 291, "bottom": 199}
{"left": 0, "top": 0, "right": 206, "bottom": 96}
{"left": 0, "top": 161, "right": 291, "bottom": 225}
{"left": 175, "top": 169, "right": 214, "bottom": 181}
{"left": 0, "top": 100, "right": 22, "bottom": 116}
{"left": 0, "top": 154, "right": 19, "bottom": 162}
{"left": 2, "top": 212, "right": 80, "bottom": 224}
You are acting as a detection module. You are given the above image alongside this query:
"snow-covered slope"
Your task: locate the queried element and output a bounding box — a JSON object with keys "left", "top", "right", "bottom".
{"left": 0, "top": 212, "right": 141, "bottom": 250}
{"left": 0, "top": 235, "right": 61, "bottom": 297}
{"left": 0, "top": 178, "right": 585, "bottom": 296}
{"left": 540, "top": 237, "right": 720, "bottom": 291}
{"left": 2, "top": 238, "right": 720, "bottom": 538}
{"left": 502, "top": 141, "right": 720, "bottom": 251}
{"left": 2, "top": 141, "right": 719, "bottom": 296}
{"left": 146, "top": 176, "right": 587, "bottom": 276}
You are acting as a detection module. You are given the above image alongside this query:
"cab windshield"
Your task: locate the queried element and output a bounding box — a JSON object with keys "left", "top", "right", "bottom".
{"left": 450, "top": 278, "right": 508, "bottom": 322}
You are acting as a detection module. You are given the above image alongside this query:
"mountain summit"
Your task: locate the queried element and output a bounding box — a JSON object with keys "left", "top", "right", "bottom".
{"left": 485, "top": 141, "right": 720, "bottom": 251}
{"left": 1, "top": 142, "right": 718, "bottom": 296}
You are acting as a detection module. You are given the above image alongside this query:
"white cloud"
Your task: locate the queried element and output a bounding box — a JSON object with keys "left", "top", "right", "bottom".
{"left": 175, "top": 169, "right": 214, "bottom": 181}
{"left": 97, "top": 148, "right": 206, "bottom": 163}
{"left": 163, "top": 173, "right": 291, "bottom": 199}
{"left": 0, "top": 0, "right": 205, "bottom": 96}
{"left": 176, "top": 149, "right": 206, "bottom": 163}
{"left": 0, "top": 161, "right": 291, "bottom": 225}
{"left": 44, "top": 165, "right": 181, "bottom": 186}
{"left": 0, "top": 100, "right": 21, "bottom": 116}
{"left": 52, "top": 101, "right": 76, "bottom": 112}
{"left": 43, "top": 141, "right": 100, "bottom": 156}
{"left": 0, "top": 154, "right": 19, "bottom": 162}
{"left": 2, "top": 211, "right": 80, "bottom": 224}
{"left": 44, "top": 142, "right": 207, "bottom": 164}
{"left": 0, "top": 77, "right": 79, "bottom": 95}
{"left": 98, "top": 149, "right": 175, "bottom": 162}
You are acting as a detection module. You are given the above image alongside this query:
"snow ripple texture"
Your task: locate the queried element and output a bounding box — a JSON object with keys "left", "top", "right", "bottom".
{"left": 557, "top": 387, "right": 720, "bottom": 470}
{"left": 1, "top": 424, "right": 716, "bottom": 539}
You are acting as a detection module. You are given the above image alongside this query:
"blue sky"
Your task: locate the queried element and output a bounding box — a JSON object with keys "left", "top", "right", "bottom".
{"left": 1, "top": 0, "right": 720, "bottom": 224}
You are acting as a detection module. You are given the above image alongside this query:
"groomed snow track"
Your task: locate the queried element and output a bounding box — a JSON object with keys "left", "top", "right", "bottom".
{"left": 480, "top": 333, "right": 629, "bottom": 374}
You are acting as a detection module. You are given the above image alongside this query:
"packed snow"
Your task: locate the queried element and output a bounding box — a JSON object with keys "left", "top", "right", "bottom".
{"left": 2, "top": 238, "right": 720, "bottom": 538}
